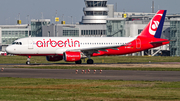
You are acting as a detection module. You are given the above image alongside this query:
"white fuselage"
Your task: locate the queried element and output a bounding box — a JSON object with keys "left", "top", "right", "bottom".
{"left": 6, "top": 37, "right": 136, "bottom": 55}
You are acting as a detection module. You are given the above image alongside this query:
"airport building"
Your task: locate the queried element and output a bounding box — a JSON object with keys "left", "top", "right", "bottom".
{"left": 0, "top": 25, "right": 31, "bottom": 52}
{"left": 42, "top": 0, "right": 108, "bottom": 37}
{"left": 82, "top": 0, "right": 108, "bottom": 24}
{"left": 1, "top": 0, "right": 180, "bottom": 56}
{"left": 31, "top": 19, "right": 51, "bottom": 37}
{"left": 170, "top": 18, "right": 180, "bottom": 56}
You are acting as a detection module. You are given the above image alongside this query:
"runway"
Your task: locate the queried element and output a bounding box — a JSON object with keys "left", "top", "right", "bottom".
{"left": 1, "top": 62, "right": 180, "bottom": 69}
{"left": 1, "top": 68, "right": 180, "bottom": 81}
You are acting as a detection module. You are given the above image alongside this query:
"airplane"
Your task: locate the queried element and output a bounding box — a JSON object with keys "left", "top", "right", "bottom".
{"left": 6, "top": 10, "right": 169, "bottom": 65}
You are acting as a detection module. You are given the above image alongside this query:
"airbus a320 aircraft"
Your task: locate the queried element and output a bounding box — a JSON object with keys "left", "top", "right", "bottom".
{"left": 6, "top": 10, "right": 169, "bottom": 65}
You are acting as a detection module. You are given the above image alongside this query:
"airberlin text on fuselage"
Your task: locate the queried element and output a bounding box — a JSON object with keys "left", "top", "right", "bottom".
{"left": 36, "top": 39, "right": 80, "bottom": 48}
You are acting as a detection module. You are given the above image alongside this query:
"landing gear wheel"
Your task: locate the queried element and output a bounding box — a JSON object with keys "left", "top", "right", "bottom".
{"left": 75, "top": 60, "right": 82, "bottom": 64}
{"left": 87, "top": 59, "right": 94, "bottom": 64}
{"left": 26, "top": 56, "right": 31, "bottom": 65}
{"left": 26, "top": 61, "right": 30, "bottom": 65}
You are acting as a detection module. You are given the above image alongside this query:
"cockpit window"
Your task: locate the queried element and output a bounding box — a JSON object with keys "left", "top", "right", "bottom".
{"left": 12, "top": 42, "right": 22, "bottom": 45}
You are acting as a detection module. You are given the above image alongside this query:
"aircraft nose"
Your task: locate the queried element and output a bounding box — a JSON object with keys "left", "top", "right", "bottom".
{"left": 5, "top": 46, "right": 13, "bottom": 54}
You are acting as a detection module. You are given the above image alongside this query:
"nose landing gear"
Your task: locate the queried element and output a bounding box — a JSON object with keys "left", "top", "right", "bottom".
{"left": 26, "top": 56, "right": 31, "bottom": 65}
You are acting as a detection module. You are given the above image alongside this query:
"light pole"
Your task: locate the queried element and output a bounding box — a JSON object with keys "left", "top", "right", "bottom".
{"left": 27, "top": 15, "right": 30, "bottom": 36}
{"left": 71, "top": 16, "right": 73, "bottom": 24}
{"left": 55, "top": 10, "right": 59, "bottom": 37}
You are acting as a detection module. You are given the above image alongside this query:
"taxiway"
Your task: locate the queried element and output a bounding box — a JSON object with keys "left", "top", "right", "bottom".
{"left": 1, "top": 68, "right": 180, "bottom": 81}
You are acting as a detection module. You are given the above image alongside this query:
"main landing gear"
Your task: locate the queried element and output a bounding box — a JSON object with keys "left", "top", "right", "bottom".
{"left": 87, "top": 59, "right": 94, "bottom": 64}
{"left": 75, "top": 59, "right": 94, "bottom": 64}
{"left": 87, "top": 55, "right": 94, "bottom": 64}
{"left": 26, "top": 56, "right": 31, "bottom": 65}
{"left": 75, "top": 55, "right": 94, "bottom": 64}
{"left": 75, "top": 60, "right": 82, "bottom": 64}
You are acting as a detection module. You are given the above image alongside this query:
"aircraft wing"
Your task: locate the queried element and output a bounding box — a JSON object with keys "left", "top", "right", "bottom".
{"left": 69, "top": 45, "right": 126, "bottom": 54}
{"left": 82, "top": 45, "right": 121, "bottom": 51}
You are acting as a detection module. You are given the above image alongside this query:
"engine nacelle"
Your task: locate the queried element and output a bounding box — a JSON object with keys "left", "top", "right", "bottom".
{"left": 63, "top": 51, "right": 81, "bottom": 62}
{"left": 46, "top": 55, "right": 63, "bottom": 61}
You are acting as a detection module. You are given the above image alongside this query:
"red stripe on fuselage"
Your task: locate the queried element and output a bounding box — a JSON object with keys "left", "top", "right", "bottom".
{"left": 92, "top": 37, "right": 169, "bottom": 57}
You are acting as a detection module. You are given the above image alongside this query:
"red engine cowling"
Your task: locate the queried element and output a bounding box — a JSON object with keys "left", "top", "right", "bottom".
{"left": 63, "top": 52, "right": 81, "bottom": 62}
{"left": 46, "top": 55, "right": 63, "bottom": 61}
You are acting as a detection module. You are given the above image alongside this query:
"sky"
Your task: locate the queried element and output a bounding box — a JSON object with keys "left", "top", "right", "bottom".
{"left": 0, "top": 0, "right": 179, "bottom": 25}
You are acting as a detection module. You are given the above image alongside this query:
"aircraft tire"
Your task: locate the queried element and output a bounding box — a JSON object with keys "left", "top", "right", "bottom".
{"left": 75, "top": 60, "right": 82, "bottom": 64}
{"left": 26, "top": 61, "right": 30, "bottom": 65}
{"left": 87, "top": 59, "right": 94, "bottom": 64}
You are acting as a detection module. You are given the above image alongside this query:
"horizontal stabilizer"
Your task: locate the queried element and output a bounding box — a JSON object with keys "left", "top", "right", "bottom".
{"left": 150, "top": 40, "right": 169, "bottom": 44}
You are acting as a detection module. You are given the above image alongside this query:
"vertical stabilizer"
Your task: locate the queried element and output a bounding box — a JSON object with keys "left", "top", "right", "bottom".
{"left": 138, "top": 10, "right": 167, "bottom": 38}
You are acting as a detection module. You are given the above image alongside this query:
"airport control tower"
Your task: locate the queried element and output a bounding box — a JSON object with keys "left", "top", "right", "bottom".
{"left": 82, "top": 0, "right": 108, "bottom": 24}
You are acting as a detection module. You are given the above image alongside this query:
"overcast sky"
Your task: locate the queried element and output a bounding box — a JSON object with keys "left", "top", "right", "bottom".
{"left": 0, "top": 0, "right": 179, "bottom": 25}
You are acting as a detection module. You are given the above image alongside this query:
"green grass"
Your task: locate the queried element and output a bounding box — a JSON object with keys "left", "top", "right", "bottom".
{"left": 1, "top": 56, "right": 180, "bottom": 71}
{"left": 1, "top": 56, "right": 180, "bottom": 100}
{"left": 1, "top": 55, "right": 180, "bottom": 64}
{"left": 0, "top": 77, "right": 180, "bottom": 101}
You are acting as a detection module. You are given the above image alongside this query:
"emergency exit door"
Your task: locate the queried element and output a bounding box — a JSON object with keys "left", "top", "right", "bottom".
{"left": 28, "top": 39, "right": 33, "bottom": 49}
{"left": 136, "top": 38, "right": 141, "bottom": 49}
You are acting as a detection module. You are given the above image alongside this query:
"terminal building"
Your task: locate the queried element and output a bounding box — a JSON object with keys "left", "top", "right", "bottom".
{"left": 170, "top": 18, "right": 180, "bottom": 56}
{"left": 0, "top": 24, "right": 31, "bottom": 52}
{"left": 1, "top": 0, "right": 180, "bottom": 56}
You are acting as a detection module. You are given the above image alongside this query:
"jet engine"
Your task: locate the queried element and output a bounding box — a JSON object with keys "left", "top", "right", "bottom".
{"left": 63, "top": 51, "right": 82, "bottom": 62}
{"left": 46, "top": 55, "right": 63, "bottom": 61}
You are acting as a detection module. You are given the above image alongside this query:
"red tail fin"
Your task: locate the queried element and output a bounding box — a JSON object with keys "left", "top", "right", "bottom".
{"left": 138, "top": 10, "right": 167, "bottom": 38}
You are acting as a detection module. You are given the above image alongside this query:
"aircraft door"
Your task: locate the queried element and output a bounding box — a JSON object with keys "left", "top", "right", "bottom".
{"left": 136, "top": 38, "right": 141, "bottom": 49}
{"left": 28, "top": 39, "right": 33, "bottom": 49}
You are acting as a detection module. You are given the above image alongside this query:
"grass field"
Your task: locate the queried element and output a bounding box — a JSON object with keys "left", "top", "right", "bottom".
{"left": 0, "top": 77, "right": 180, "bottom": 101}
{"left": 1, "top": 56, "right": 180, "bottom": 71}
{"left": 1, "top": 56, "right": 180, "bottom": 100}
